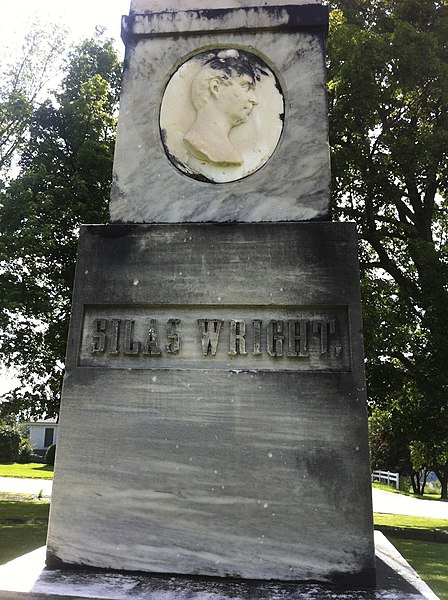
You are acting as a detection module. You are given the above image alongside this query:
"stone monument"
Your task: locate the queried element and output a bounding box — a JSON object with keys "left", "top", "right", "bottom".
{"left": 46, "top": 0, "right": 376, "bottom": 588}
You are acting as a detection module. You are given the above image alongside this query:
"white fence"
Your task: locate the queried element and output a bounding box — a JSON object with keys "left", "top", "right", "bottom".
{"left": 372, "top": 470, "right": 399, "bottom": 490}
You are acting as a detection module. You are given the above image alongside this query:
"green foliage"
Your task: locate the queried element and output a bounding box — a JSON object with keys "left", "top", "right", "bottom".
{"left": 0, "top": 423, "right": 35, "bottom": 464}
{"left": 0, "top": 31, "right": 121, "bottom": 418}
{"left": 410, "top": 440, "right": 448, "bottom": 499}
{"left": 328, "top": 0, "right": 448, "bottom": 495}
{"left": 17, "top": 437, "right": 34, "bottom": 464}
{"left": 0, "top": 20, "right": 66, "bottom": 178}
{"left": 45, "top": 444, "right": 56, "bottom": 466}
{"left": 0, "top": 424, "right": 21, "bottom": 463}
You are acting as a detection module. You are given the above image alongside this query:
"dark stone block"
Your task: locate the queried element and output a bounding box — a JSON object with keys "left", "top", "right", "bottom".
{"left": 47, "top": 223, "right": 375, "bottom": 585}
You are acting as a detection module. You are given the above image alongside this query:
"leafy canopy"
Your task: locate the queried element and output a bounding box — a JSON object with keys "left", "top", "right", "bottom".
{"left": 328, "top": 0, "right": 448, "bottom": 495}
{"left": 0, "top": 31, "right": 122, "bottom": 419}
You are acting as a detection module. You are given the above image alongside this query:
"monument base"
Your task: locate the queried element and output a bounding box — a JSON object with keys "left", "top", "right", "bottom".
{"left": 47, "top": 223, "right": 375, "bottom": 584}
{"left": 0, "top": 533, "right": 439, "bottom": 599}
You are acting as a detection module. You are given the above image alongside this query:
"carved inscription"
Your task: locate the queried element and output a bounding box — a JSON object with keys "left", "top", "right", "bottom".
{"left": 87, "top": 316, "right": 343, "bottom": 363}
{"left": 80, "top": 307, "right": 350, "bottom": 371}
{"left": 92, "top": 318, "right": 180, "bottom": 356}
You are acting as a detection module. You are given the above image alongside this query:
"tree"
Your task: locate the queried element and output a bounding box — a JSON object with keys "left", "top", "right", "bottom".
{"left": 327, "top": 0, "right": 448, "bottom": 495}
{"left": 0, "top": 21, "right": 66, "bottom": 179}
{"left": 410, "top": 440, "right": 448, "bottom": 499}
{"left": 370, "top": 400, "right": 430, "bottom": 496}
{"left": 0, "top": 424, "right": 21, "bottom": 463}
{"left": 0, "top": 32, "right": 121, "bottom": 419}
{"left": 0, "top": 419, "right": 34, "bottom": 464}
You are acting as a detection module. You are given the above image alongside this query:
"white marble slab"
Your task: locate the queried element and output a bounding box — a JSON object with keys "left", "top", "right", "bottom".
{"left": 131, "top": 1, "right": 322, "bottom": 13}
{"left": 111, "top": 6, "right": 330, "bottom": 222}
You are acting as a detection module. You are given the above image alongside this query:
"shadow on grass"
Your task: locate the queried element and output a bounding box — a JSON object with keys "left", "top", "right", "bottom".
{"left": 0, "top": 496, "right": 49, "bottom": 565}
{"left": 390, "top": 537, "right": 448, "bottom": 600}
{"left": 32, "top": 465, "right": 53, "bottom": 473}
{"left": 0, "top": 522, "right": 48, "bottom": 565}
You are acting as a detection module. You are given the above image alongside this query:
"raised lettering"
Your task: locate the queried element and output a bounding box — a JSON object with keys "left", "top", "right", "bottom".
{"left": 267, "top": 320, "right": 284, "bottom": 357}
{"left": 84, "top": 312, "right": 346, "bottom": 366}
{"left": 91, "top": 319, "right": 107, "bottom": 353}
{"left": 312, "top": 319, "right": 336, "bottom": 355}
{"left": 228, "top": 320, "right": 247, "bottom": 356}
{"left": 287, "top": 320, "right": 309, "bottom": 358}
{"left": 166, "top": 319, "right": 181, "bottom": 354}
{"left": 124, "top": 319, "right": 140, "bottom": 355}
{"left": 253, "top": 319, "right": 262, "bottom": 355}
{"left": 143, "top": 319, "right": 162, "bottom": 355}
{"left": 109, "top": 319, "right": 120, "bottom": 355}
{"left": 198, "top": 319, "right": 223, "bottom": 356}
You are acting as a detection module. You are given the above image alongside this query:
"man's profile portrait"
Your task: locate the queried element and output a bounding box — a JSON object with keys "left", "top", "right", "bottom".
{"left": 159, "top": 48, "right": 284, "bottom": 183}
{"left": 184, "top": 50, "right": 259, "bottom": 166}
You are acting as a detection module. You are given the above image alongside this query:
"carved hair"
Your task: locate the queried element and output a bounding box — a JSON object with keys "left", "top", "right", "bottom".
{"left": 190, "top": 56, "right": 257, "bottom": 111}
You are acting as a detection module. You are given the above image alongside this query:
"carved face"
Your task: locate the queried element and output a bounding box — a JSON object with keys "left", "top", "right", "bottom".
{"left": 212, "top": 73, "right": 258, "bottom": 127}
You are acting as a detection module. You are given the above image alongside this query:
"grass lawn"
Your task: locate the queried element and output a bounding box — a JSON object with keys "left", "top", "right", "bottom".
{"left": 390, "top": 537, "right": 448, "bottom": 600}
{"left": 0, "top": 463, "right": 53, "bottom": 479}
{"left": 373, "top": 481, "right": 446, "bottom": 501}
{"left": 375, "top": 512, "right": 448, "bottom": 598}
{"left": 374, "top": 512, "right": 448, "bottom": 531}
{"left": 0, "top": 492, "right": 50, "bottom": 565}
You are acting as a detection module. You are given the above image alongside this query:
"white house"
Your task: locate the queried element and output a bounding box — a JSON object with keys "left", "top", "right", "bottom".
{"left": 27, "top": 418, "right": 59, "bottom": 452}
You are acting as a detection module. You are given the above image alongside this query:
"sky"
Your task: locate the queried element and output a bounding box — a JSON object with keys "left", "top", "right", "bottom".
{"left": 0, "top": 0, "right": 130, "bottom": 56}
{"left": 0, "top": 1, "right": 131, "bottom": 395}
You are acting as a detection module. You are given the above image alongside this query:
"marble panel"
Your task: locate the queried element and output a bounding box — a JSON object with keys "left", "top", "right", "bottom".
{"left": 110, "top": 5, "right": 330, "bottom": 222}
{"left": 80, "top": 305, "right": 351, "bottom": 371}
{"left": 130, "top": 1, "right": 322, "bottom": 13}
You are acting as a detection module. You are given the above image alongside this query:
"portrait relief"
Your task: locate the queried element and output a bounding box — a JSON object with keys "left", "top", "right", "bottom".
{"left": 160, "top": 49, "right": 284, "bottom": 183}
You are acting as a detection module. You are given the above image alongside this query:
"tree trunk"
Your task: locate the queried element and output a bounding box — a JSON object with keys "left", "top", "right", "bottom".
{"left": 433, "top": 469, "right": 448, "bottom": 500}
{"left": 440, "top": 478, "right": 448, "bottom": 500}
{"left": 410, "top": 472, "right": 421, "bottom": 495}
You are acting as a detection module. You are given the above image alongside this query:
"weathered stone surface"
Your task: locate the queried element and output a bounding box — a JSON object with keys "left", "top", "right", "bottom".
{"left": 160, "top": 49, "right": 284, "bottom": 184}
{"left": 110, "top": 4, "right": 330, "bottom": 222}
{"left": 130, "top": 0, "right": 322, "bottom": 13}
{"left": 0, "top": 534, "right": 440, "bottom": 599}
{"left": 46, "top": 223, "right": 375, "bottom": 584}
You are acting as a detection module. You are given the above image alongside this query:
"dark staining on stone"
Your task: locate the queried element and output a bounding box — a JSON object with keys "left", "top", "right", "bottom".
{"left": 274, "top": 77, "right": 283, "bottom": 95}
{"left": 161, "top": 125, "right": 213, "bottom": 182}
{"left": 283, "top": 5, "right": 329, "bottom": 31}
{"left": 188, "top": 172, "right": 215, "bottom": 184}
{"left": 45, "top": 549, "right": 66, "bottom": 569}
{"left": 94, "top": 224, "right": 140, "bottom": 239}
{"left": 194, "top": 5, "right": 329, "bottom": 32}
{"left": 310, "top": 209, "right": 332, "bottom": 223}
{"left": 328, "top": 566, "right": 376, "bottom": 590}
{"left": 195, "top": 49, "right": 269, "bottom": 85}
{"left": 197, "top": 8, "right": 252, "bottom": 22}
